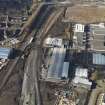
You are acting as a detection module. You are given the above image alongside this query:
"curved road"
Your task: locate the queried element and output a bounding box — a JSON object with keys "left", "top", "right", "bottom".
{"left": 22, "top": 3, "right": 66, "bottom": 105}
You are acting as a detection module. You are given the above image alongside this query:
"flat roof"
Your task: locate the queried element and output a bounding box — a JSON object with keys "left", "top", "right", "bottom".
{"left": 73, "top": 77, "right": 92, "bottom": 86}
{"left": 75, "top": 67, "right": 88, "bottom": 78}
{"left": 74, "top": 25, "right": 105, "bottom": 51}
{"left": 91, "top": 26, "right": 105, "bottom": 51}
{"left": 0, "top": 48, "right": 12, "bottom": 59}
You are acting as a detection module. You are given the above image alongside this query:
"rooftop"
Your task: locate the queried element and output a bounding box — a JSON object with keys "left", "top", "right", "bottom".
{"left": 0, "top": 47, "right": 12, "bottom": 59}
{"left": 47, "top": 47, "right": 69, "bottom": 82}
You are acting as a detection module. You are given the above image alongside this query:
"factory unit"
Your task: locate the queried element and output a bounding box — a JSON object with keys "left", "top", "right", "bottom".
{"left": 44, "top": 37, "right": 72, "bottom": 49}
{"left": 0, "top": 47, "right": 13, "bottom": 59}
{"left": 73, "top": 23, "right": 84, "bottom": 46}
{"left": 92, "top": 53, "right": 105, "bottom": 65}
{"left": 0, "top": 47, "right": 15, "bottom": 70}
{"left": 73, "top": 23, "right": 93, "bottom": 49}
{"left": 44, "top": 38, "right": 105, "bottom": 85}
{"left": 73, "top": 77, "right": 92, "bottom": 89}
{"left": 88, "top": 52, "right": 105, "bottom": 66}
{"left": 44, "top": 37, "right": 63, "bottom": 47}
{"left": 75, "top": 67, "right": 88, "bottom": 78}
{"left": 74, "top": 24, "right": 84, "bottom": 33}
{"left": 74, "top": 23, "right": 105, "bottom": 51}
{"left": 46, "top": 47, "right": 69, "bottom": 82}
{"left": 73, "top": 67, "right": 92, "bottom": 90}
{"left": 62, "top": 62, "right": 69, "bottom": 79}
{"left": 74, "top": 51, "right": 105, "bottom": 67}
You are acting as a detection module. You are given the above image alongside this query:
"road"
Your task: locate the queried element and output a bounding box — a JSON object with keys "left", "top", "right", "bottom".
{"left": 21, "top": 47, "right": 41, "bottom": 105}
{"left": 1, "top": 0, "right": 105, "bottom": 105}
{"left": 31, "top": 47, "right": 42, "bottom": 105}
{"left": 0, "top": 1, "right": 68, "bottom": 105}
{"left": 21, "top": 1, "right": 61, "bottom": 105}
{"left": 21, "top": 8, "right": 65, "bottom": 105}
{"left": 0, "top": 1, "right": 54, "bottom": 104}
{"left": 21, "top": 4, "right": 66, "bottom": 105}
{"left": 21, "top": 1, "right": 105, "bottom": 105}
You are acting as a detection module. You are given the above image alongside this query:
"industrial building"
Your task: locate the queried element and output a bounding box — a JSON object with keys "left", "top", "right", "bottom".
{"left": 44, "top": 37, "right": 62, "bottom": 47}
{"left": 73, "top": 67, "right": 92, "bottom": 89}
{"left": 92, "top": 53, "right": 105, "bottom": 65}
{"left": 46, "top": 47, "right": 69, "bottom": 82}
{"left": 90, "top": 24, "right": 105, "bottom": 51}
{"left": 62, "top": 62, "right": 69, "bottom": 78}
{"left": 73, "top": 23, "right": 105, "bottom": 51}
{"left": 73, "top": 77, "right": 92, "bottom": 89}
{"left": 0, "top": 47, "right": 13, "bottom": 59}
{"left": 74, "top": 24, "right": 84, "bottom": 33}
{"left": 70, "top": 24, "right": 84, "bottom": 48}
{"left": 74, "top": 51, "right": 105, "bottom": 67}
{"left": 75, "top": 67, "right": 88, "bottom": 78}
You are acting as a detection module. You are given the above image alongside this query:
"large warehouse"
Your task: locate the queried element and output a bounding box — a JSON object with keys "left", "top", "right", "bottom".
{"left": 0, "top": 48, "right": 13, "bottom": 59}
{"left": 47, "top": 47, "right": 69, "bottom": 82}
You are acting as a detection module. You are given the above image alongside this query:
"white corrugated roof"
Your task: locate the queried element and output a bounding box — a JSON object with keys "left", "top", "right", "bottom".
{"left": 45, "top": 37, "right": 62, "bottom": 47}
{"left": 93, "top": 53, "right": 105, "bottom": 65}
{"left": 74, "top": 24, "right": 84, "bottom": 32}
{"left": 91, "top": 23, "right": 105, "bottom": 28}
{"left": 75, "top": 67, "right": 88, "bottom": 78}
{"left": 0, "top": 48, "right": 12, "bottom": 59}
{"left": 73, "top": 77, "right": 92, "bottom": 86}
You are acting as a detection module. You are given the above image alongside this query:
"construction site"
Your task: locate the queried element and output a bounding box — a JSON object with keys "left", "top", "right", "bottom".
{"left": 0, "top": 0, "right": 105, "bottom": 105}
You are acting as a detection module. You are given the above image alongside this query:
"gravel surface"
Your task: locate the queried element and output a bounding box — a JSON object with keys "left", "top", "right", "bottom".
{"left": 65, "top": 6, "right": 105, "bottom": 23}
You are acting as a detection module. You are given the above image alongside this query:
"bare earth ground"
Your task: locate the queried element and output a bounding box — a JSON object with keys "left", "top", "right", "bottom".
{"left": 65, "top": 6, "right": 105, "bottom": 23}
{"left": 0, "top": 59, "right": 24, "bottom": 105}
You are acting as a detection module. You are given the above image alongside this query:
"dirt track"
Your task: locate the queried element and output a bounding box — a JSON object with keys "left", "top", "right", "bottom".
{"left": 0, "top": 59, "right": 24, "bottom": 105}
